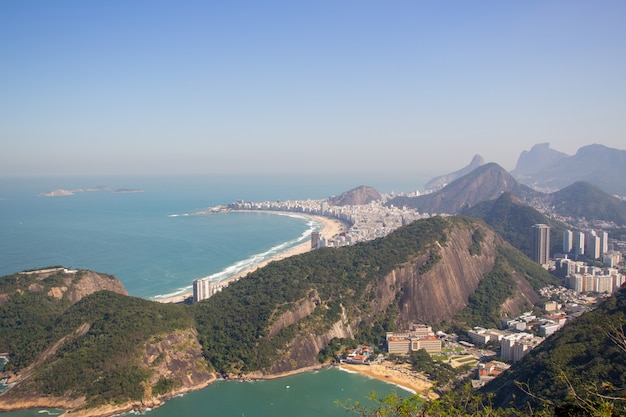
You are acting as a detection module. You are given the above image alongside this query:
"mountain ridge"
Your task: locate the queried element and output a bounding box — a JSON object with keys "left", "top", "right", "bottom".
{"left": 511, "top": 143, "right": 626, "bottom": 195}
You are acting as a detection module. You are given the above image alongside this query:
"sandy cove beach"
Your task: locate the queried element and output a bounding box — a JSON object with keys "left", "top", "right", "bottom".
{"left": 339, "top": 361, "right": 438, "bottom": 400}
{"left": 157, "top": 212, "right": 347, "bottom": 303}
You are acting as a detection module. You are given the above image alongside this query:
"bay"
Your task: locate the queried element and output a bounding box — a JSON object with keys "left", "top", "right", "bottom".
{"left": 0, "top": 368, "right": 414, "bottom": 417}
{"left": 0, "top": 173, "right": 428, "bottom": 417}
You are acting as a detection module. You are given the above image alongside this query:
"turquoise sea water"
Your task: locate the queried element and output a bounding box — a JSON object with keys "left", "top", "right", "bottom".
{"left": 0, "top": 173, "right": 427, "bottom": 416}
{"left": 0, "top": 368, "right": 413, "bottom": 417}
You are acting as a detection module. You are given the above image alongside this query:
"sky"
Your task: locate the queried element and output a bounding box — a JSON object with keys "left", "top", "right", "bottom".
{"left": 1, "top": 1, "right": 625, "bottom": 177}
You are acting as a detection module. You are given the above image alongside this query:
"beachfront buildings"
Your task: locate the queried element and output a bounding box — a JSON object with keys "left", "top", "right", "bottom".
{"left": 386, "top": 324, "right": 442, "bottom": 354}
{"left": 193, "top": 277, "right": 227, "bottom": 303}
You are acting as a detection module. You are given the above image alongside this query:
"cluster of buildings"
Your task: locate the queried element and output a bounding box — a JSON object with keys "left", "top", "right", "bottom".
{"left": 554, "top": 259, "right": 625, "bottom": 293}
{"left": 531, "top": 224, "right": 625, "bottom": 295}
{"left": 343, "top": 345, "right": 376, "bottom": 364}
{"left": 468, "top": 325, "right": 545, "bottom": 364}
{"left": 562, "top": 229, "right": 615, "bottom": 261}
{"left": 227, "top": 196, "right": 427, "bottom": 247}
{"left": 474, "top": 361, "right": 510, "bottom": 387}
{"left": 385, "top": 324, "right": 442, "bottom": 354}
{"left": 192, "top": 277, "right": 227, "bottom": 303}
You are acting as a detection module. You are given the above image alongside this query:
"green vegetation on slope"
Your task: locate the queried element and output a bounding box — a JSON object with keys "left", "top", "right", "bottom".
{"left": 462, "top": 192, "right": 567, "bottom": 258}
{"left": 452, "top": 245, "right": 557, "bottom": 329}
{"left": 484, "top": 286, "right": 626, "bottom": 412}
{"left": 550, "top": 181, "right": 626, "bottom": 225}
{"left": 193, "top": 216, "right": 451, "bottom": 374}
{"left": 0, "top": 270, "right": 83, "bottom": 370}
{"left": 0, "top": 288, "right": 193, "bottom": 407}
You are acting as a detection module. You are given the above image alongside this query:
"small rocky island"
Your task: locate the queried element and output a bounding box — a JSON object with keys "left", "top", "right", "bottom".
{"left": 39, "top": 186, "right": 143, "bottom": 197}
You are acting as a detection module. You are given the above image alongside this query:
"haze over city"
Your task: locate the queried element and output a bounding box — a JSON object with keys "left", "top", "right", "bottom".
{"left": 1, "top": 1, "right": 625, "bottom": 177}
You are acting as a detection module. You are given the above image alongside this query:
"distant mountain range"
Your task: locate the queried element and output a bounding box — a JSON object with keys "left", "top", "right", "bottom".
{"left": 390, "top": 160, "right": 626, "bottom": 226}
{"left": 511, "top": 143, "right": 626, "bottom": 195}
{"left": 388, "top": 163, "right": 536, "bottom": 215}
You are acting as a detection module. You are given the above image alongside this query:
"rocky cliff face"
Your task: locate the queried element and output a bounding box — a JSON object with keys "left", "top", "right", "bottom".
{"left": 142, "top": 329, "right": 215, "bottom": 396}
{"left": 0, "top": 268, "right": 128, "bottom": 305}
{"left": 64, "top": 270, "right": 128, "bottom": 302}
{"left": 389, "top": 224, "right": 499, "bottom": 325}
{"left": 265, "top": 220, "right": 539, "bottom": 374}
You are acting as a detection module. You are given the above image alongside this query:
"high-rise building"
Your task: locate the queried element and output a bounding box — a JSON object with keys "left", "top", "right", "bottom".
{"left": 563, "top": 230, "right": 573, "bottom": 253}
{"left": 585, "top": 230, "right": 601, "bottom": 259}
{"left": 599, "top": 231, "right": 609, "bottom": 255}
{"left": 531, "top": 224, "right": 551, "bottom": 265}
{"left": 193, "top": 277, "right": 212, "bottom": 303}
{"left": 574, "top": 231, "right": 585, "bottom": 257}
{"left": 311, "top": 231, "right": 320, "bottom": 249}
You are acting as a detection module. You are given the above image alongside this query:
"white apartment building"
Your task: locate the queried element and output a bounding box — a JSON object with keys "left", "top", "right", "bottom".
{"left": 500, "top": 333, "right": 543, "bottom": 363}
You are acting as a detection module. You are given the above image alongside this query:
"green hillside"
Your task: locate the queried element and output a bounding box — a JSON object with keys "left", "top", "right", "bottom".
{"left": 192, "top": 215, "right": 451, "bottom": 374}
{"left": 462, "top": 192, "right": 567, "bottom": 257}
{"left": 548, "top": 181, "right": 626, "bottom": 225}
{"left": 483, "top": 286, "right": 626, "bottom": 414}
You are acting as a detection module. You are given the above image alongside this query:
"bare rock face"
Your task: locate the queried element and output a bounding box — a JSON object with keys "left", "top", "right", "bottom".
{"left": 393, "top": 224, "right": 499, "bottom": 325}
{"left": 65, "top": 270, "right": 128, "bottom": 302}
{"left": 266, "top": 221, "right": 539, "bottom": 373}
{"left": 143, "top": 329, "right": 215, "bottom": 395}
{"left": 15, "top": 268, "right": 127, "bottom": 303}
{"left": 269, "top": 307, "right": 355, "bottom": 374}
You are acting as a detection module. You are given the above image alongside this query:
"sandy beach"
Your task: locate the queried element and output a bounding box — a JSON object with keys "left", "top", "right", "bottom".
{"left": 156, "top": 211, "right": 347, "bottom": 303}
{"left": 339, "top": 361, "right": 438, "bottom": 400}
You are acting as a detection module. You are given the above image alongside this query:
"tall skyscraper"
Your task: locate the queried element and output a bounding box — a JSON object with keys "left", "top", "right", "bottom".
{"left": 585, "top": 230, "right": 597, "bottom": 256}
{"left": 599, "top": 231, "right": 609, "bottom": 255}
{"left": 531, "top": 224, "right": 551, "bottom": 265}
{"left": 563, "top": 230, "right": 573, "bottom": 253}
{"left": 587, "top": 234, "right": 601, "bottom": 259}
{"left": 311, "top": 231, "right": 320, "bottom": 249}
{"left": 574, "top": 231, "right": 585, "bottom": 257}
{"left": 193, "top": 277, "right": 212, "bottom": 303}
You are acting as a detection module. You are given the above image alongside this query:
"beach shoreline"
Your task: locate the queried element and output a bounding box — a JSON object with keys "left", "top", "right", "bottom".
{"left": 156, "top": 211, "right": 348, "bottom": 303}
{"left": 338, "top": 361, "right": 438, "bottom": 400}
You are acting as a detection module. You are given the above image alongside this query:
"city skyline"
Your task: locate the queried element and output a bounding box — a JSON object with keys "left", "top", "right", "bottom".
{"left": 2, "top": 1, "right": 625, "bottom": 177}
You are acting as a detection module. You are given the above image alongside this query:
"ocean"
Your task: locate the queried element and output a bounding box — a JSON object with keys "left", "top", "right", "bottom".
{"left": 0, "top": 173, "right": 427, "bottom": 416}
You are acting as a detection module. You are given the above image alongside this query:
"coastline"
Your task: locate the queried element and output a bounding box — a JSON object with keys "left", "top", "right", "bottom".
{"left": 156, "top": 211, "right": 348, "bottom": 304}
{"left": 338, "top": 361, "right": 438, "bottom": 400}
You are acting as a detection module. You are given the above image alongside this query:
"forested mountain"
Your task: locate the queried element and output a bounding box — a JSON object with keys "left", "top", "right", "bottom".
{"left": 0, "top": 270, "right": 211, "bottom": 415}
{"left": 0, "top": 216, "right": 558, "bottom": 415}
{"left": 193, "top": 216, "right": 557, "bottom": 375}
{"left": 462, "top": 192, "right": 568, "bottom": 258}
{"left": 387, "top": 163, "right": 537, "bottom": 215}
{"left": 482, "top": 286, "right": 626, "bottom": 413}
{"left": 544, "top": 181, "right": 626, "bottom": 225}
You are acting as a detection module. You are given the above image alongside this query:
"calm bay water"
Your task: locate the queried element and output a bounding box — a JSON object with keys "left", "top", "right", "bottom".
{"left": 0, "top": 368, "right": 412, "bottom": 417}
{"left": 0, "top": 173, "right": 426, "bottom": 416}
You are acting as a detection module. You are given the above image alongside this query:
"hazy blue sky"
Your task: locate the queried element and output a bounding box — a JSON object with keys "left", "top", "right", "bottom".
{"left": 1, "top": 1, "right": 625, "bottom": 177}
